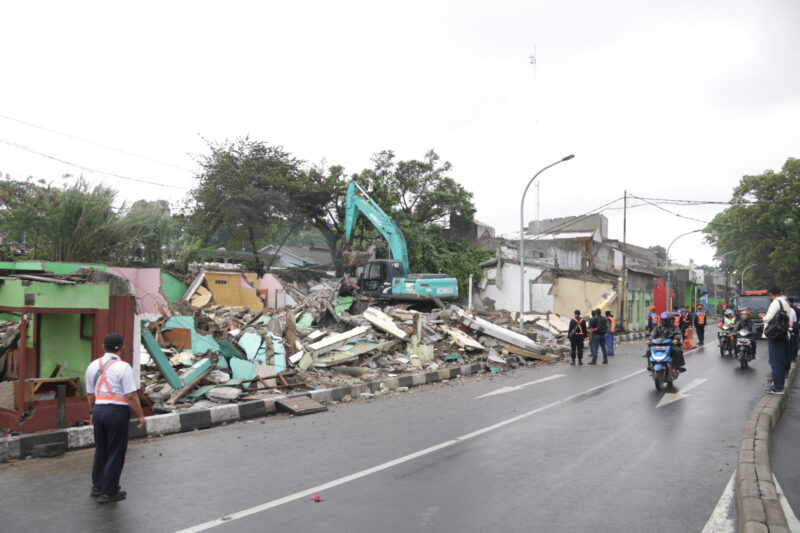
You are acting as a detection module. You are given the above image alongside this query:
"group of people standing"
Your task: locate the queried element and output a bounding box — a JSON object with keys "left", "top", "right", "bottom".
{"left": 760, "top": 286, "right": 799, "bottom": 395}
{"left": 567, "top": 309, "right": 615, "bottom": 365}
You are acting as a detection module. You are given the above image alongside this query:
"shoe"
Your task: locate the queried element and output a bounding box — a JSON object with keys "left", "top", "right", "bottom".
{"left": 578, "top": 360, "right": 583, "bottom": 366}
{"left": 570, "top": 361, "right": 575, "bottom": 366}
{"left": 97, "top": 491, "right": 126, "bottom": 504}
{"left": 587, "top": 361, "right": 596, "bottom": 365}
{"left": 602, "top": 360, "right": 608, "bottom": 364}
{"left": 678, "top": 367, "right": 687, "bottom": 372}
{"left": 90, "top": 486, "right": 101, "bottom": 498}
{"left": 767, "top": 389, "right": 785, "bottom": 395}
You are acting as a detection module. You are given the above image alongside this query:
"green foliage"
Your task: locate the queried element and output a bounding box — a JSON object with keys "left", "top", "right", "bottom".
{"left": 704, "top": 157, "right": 800, "bottom": 294}
{"left": 118, "top": 199, "right": 176, "bottom": 266}
{"left": 189, "top": 137, "right": 304, "bottom": 276}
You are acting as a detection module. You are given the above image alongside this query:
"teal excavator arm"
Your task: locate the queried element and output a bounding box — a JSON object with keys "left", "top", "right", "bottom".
{"left": 344, "top": 181, "right": 410, "bottom": 274}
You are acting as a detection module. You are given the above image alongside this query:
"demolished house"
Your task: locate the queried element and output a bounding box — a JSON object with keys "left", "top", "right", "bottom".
{"left": 0, "top": 260, "right": 577, "bottom": 434}
{"left": 0, "top": 263, "right": 139, "bottom": 432}
{"left": 477, "top": 214, "right": 666, "bottom": 331}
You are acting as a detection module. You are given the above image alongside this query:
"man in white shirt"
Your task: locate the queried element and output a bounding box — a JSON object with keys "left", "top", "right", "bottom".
{"left": 760, "top": 286, "right": 796, "bottom": 395}
{"left": 84, "top": 334, "right": 145, "bottom": 503}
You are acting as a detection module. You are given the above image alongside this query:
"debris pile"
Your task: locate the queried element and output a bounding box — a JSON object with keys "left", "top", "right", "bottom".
{"left": 139, "top": 269, "right": 572, "bottom": 411}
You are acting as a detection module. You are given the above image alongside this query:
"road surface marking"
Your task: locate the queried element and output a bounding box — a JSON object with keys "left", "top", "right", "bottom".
{"left": 774, "top": 474, "right": 800, "bottom": 532}
{"left": 475, "top": 374, "right": 565, "bottom": 399}
{"left": 175, "top": 369, "right": 645, "bottom": 533}
{"left": 701, "top": 471, "right": 735, "bottom": 533}
{"left": 656, "top": 378, "right": 709, "bottom": 408}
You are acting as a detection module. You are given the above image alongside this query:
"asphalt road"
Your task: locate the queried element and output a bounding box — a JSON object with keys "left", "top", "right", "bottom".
{"left": 0, "top": 325, "right": 777, "bottom": 533}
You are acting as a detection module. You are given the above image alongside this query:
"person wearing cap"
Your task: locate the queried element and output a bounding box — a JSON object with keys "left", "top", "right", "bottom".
{"left": 567, "top": 310, "right": 587, "bottom": 365}
{"left": 693, "top": 305, "right": 707, "bottom": 346}
{"left": 587, "top": 308, "right": 609, "bottom": 365}
{"left": 84, "top": 333, "right": 145, "bottom": 503}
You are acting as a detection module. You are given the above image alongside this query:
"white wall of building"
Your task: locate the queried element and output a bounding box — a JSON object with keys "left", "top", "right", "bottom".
{"left": 479, "top": 263, "right": 554, "bottom": 312}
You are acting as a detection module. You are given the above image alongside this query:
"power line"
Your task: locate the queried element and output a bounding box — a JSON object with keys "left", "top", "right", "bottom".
{"left": 0, "top": 113, "right": 195, "bottom": 173}
{"left": 628, "top": 194, "right": 769, "bottom": 231}
{"left": 0, "top": 137, "right": 192, "bottom": 191}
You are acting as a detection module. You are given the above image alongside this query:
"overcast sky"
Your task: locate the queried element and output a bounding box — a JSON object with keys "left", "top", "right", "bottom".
{"left": 1, "top": 0, "right": 798, "bottom": 267}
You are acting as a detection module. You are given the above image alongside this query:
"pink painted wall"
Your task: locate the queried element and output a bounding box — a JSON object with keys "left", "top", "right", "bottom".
{"left": 109, "top": 267, "right": 170, "bottom": 316}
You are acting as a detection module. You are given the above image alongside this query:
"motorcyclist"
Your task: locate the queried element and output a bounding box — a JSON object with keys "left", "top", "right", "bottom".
{"left": 733, "top": 309, "right": 757, "bottom": 359}
{"left": 646, "top": 311, "right": 687, "bottom": 373}
{"left": 723, "top": 308, "right": 735, "bottom": 326}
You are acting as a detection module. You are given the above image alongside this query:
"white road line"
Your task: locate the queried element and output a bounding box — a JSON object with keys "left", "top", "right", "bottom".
{"left": 774, "top": 475, "right": 800, "bottom": 532}
{"left": 656, "top": 378, "right": 709, "bottom": 408}
{"left": 475, "top": 374, "right": 565, "bottom": 399}
{"left": 175, "top": 369, "right": 645, "bottom": 533}
{"left": 701, "top": 471, "right": 735, "bottom": 533}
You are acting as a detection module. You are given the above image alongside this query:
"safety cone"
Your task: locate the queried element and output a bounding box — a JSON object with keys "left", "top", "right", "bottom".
{"left": 682, "top": 327, "right": 697, "bottom": 349}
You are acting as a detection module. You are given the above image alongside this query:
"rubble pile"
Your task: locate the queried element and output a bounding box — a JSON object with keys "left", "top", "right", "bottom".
{"left": 140, "top": 269, "right": 572, "bottom": 412}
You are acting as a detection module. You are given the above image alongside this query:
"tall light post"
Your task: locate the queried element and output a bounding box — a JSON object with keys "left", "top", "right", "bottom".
{"left": 714, "top": 251, "right": 734, "bottom": 312}
{"left": 740, "top": 263, "right": 757, "bottom": 293}
{"left": 519, "top": 154, "right": 575, "bottom": 329}
{"left": 665, "top": 229, "right": 702, "bottom": 312}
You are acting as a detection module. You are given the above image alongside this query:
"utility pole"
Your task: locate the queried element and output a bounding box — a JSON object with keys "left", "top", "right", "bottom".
{"left": 620, "top": 190, "right": 627, "bottom": 330}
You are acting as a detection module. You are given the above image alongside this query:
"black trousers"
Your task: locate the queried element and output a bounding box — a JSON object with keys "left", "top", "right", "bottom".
{"left": 695, "top": 326, "right": 705, "bottom": 344}
{"left": 570, "top": 336, "right": 585, "bottom": 360}
{"left": 92, "top": 404, "right": 130, "bottom": 496}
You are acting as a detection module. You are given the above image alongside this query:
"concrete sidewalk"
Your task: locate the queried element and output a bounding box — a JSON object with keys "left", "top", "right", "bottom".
{"left": 736, "top": 360, "right": 799, "bottom": 533}
{"left": 772, "top": 361, "right": 800, "bottom": 531}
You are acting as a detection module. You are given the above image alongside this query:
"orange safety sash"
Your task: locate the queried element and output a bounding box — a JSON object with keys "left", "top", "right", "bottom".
{"left": 674, "top": 315, "right": 680, "bottom": 326}
{"left": 95, "top": 359, "right": 126, "bottom": 403}
{"left": 697, "top": 313, "right": 705, "bottom": 325}
{"left": 571, "top": 318, "right": 584, "bottom": 335}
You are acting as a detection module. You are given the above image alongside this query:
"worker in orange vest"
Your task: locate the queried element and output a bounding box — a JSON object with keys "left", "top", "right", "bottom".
{"left": 605, "top": 310, "right": 616, "bottom": 355}
{"left": 693, "top": 305, "right": 707, "bottom": 345}
{"left": 680, "top": 305, "right": 692, "bottom": 338}
{"left": 647, "top": 306, "right": 659, "bottom": 333}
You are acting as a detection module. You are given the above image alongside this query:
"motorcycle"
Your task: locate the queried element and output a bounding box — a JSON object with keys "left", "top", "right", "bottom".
{"left": 734, "top": 328, "right": 755, "bottom": 369}
{"left": 718, "top": 323, "right": 734, "bottom": 357}
{"left": 649, "top": 338, "right": 679, "bottom": 391}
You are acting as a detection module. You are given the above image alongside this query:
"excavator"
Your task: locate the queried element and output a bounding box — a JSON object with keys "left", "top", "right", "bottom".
{"left": 338, "top": 180, "right": 459, "bottom": 301}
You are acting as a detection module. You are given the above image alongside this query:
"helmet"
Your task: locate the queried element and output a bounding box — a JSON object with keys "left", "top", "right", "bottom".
{"left": 649, "top": 306, "right": 656, "bottom": 311}
{"left": 725, "top": 309, "right": 734, "bottom": 317}
{"left": 697, "top": 305, "right": 703, "bottom": 310}
{"left": 741, "top": 309, "right": 751, "bottom": 319}
{"left": 660, "top": 311, "right": 671, "bottom": 321}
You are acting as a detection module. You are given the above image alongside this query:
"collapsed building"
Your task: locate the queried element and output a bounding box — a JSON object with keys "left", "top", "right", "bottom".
{"left": 0, "top": 261, "right": 572, "bottom": 434}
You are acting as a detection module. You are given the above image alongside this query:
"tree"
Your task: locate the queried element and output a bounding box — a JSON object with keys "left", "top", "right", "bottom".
{"left": 118, "top": 200, "right": 176, "bottom": 266}
{"left": 704, "top": 157, "right": 800, "bottom": 294}
{"left": 189, "top": 138, "right": 304, "bottom": 276}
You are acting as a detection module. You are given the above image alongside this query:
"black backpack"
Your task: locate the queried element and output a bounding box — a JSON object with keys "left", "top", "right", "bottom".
{"left": 596, "top": 316, "right": 608, "bottom": 335}
{"left": 764, "top": 300, "right": 790, "bottom": 340}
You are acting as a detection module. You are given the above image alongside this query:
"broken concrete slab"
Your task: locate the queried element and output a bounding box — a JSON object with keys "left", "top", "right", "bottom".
{"left": 229, "top": 357, "right": 257, "bottom": 380}
{"left": 276, "top": 396, "right": 327, "bottom": 415}
{"left": 440, "top": 325, "right": 485, "bottom": 351}
{"left": 207, "top": 386, "right": 242, "bottom": 403}
{"left": 364, "top": 307, "right": 407, "bottom": 340}
{"left": 239, "top": 332, "right": 267, "bottom": 364}
{"left": 454, "top": 307, "right": 540, "bottom": 353}
{"left": 307, "top": 325, "right": 370, "bottom": 357}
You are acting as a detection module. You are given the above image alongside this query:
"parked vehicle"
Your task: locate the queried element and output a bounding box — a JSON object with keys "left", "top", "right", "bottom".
{"left": 718, "top": 323, "right": 734, "bottom": 356}
{"left": 734, "top": 328, "right": 755, "bottom": 369}
{"left": 735, "top": 290, "right": 770, "bottom": 336}
{"left": 649, "top": 338, "right": 679, "bottom": 391}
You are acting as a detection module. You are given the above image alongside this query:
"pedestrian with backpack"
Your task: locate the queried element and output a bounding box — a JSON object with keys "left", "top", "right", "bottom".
{"left": 760, "top": 286, "right": 796, "bottom": 395}
{"left": 587, "top": 308, "right": 608, "bottom": 365}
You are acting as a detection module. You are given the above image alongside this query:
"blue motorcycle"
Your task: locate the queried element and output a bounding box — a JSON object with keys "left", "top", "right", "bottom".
{"left": 649, "top": 338, "right": 679, "bottom": 391}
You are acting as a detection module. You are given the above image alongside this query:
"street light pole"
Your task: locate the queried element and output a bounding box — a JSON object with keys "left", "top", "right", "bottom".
{"left": 519, "top": 154, "right": 575, "bottom": 329}
{"left": 740, "top": 263, "right": 757, "bottom": 293}
{"left": 665, "top": 229, "right": 702, "bottom": 313}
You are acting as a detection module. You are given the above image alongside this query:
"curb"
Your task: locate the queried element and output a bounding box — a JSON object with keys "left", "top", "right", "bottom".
{"left": 736, "top": 359, "right": 797, "bottom": 533}
{"left": 0, "top": 362, "right": 487, "bottom": 462}
{"left": 617, "top": 332, "right": 647, "bottom": 342}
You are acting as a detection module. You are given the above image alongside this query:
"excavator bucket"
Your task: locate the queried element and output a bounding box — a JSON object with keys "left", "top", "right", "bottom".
{"left": 342, "top": 244, "right": 375, "bottom": 268}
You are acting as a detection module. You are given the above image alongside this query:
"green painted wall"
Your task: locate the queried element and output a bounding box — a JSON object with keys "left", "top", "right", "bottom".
{"left": 161, "top": 272, "right": 188, "bottom": 303}
{"left": 0, "top": 280, "right": 109, "bottom": 309}
{"left": 38, "top": 313, "right": 92, "bottom": 386}
{"left": 44, "top": 262, "right": 108, "bottom": 274}
{"left": 0, "top": 261, "right": 108, "bottom": 274}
